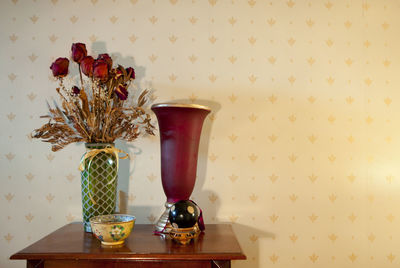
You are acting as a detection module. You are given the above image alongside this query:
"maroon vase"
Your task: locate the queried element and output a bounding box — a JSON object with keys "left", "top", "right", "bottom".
{"left": 151, "top": 103, "right": 211, "bottom": 232}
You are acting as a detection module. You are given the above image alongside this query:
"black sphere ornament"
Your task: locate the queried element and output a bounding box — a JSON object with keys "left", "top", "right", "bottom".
{"left": 169, "top": 200, "right": 199, "bottom": 228}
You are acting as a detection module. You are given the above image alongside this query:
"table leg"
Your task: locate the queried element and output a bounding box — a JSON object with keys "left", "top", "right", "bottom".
{"left": 27, "top": 260, "right": 44, "bottom": 268}
{"left": 212, "top": 260, "right": 230, "bottom": 268}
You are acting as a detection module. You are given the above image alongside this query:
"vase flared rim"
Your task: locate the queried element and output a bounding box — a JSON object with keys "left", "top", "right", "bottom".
{"left": 85, "top": 142, "right": 115, "bottom": 148}
{"left": 151, "top": 103, "right": 211, "bottom": 112}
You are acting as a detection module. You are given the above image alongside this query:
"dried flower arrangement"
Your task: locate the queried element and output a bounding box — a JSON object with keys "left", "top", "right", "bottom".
{"left": 32, "top": 43, "right": 155, "bottom": 151}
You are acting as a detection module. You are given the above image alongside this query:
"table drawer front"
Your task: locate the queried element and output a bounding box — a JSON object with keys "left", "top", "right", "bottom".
{"left": 43, "top": 260, "right": 212, "bottom": 268}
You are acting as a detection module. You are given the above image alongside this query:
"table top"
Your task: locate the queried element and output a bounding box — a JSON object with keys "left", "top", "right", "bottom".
{"left": 10, "top": 223, "right": 246, "bottom": 261}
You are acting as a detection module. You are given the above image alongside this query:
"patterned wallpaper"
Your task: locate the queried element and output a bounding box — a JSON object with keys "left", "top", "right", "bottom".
{"left": 1, "top": 0, "right": 400, "bottom": 267}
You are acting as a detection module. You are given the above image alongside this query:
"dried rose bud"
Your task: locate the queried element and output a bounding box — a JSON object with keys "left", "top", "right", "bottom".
{"left": 93, "top": 60, "right": 108, "bottom": 81}
{"left": 115, "top": 68, "right": 123, "bottom": 78}
{"left": 72, "top": 86, "right": 80, "bottom": 95}
{"left": 81, "top": 56, "right": 94, "bottom": 77}
{"left": 97, "top": 53, "right": 113, "bottom": 69}
{"left": 71, "top": 43, "right": 87, "bottom": 63}
{"left": 126, "top": 67, "right": 135, "bottom": 79}
{"left": 50, "top": 57, "right": 69, "bottom": 78}
{"left": 115, "top": 84, "right": 128, "bottom": 100}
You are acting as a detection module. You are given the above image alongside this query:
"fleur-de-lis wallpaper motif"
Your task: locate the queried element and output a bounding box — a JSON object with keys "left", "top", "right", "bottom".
{"left": 1, "top": 1, "right": 399, "bottom": 267}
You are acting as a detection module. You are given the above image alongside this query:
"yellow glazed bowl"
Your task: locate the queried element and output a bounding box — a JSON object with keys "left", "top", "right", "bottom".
{"left": 90, "top": 214, "right": 135, "bottom": 246}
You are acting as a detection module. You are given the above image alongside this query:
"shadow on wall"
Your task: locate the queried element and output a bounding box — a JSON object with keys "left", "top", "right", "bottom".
{"left": 230, "top": 223, "right": 275, "bottom": 268}
{"left": 117, "top": 141, "right": 141, "bottom": 214}
{"left": 171, "top": 98, "right": 222, "bottom": 210}
{"left": 88, "top": 41, "right": 154, "bottom": 213}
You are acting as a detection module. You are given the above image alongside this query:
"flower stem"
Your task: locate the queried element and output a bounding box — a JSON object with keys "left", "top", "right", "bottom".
{"left": 78, "top": 64, "right": 84, "bottom": 90}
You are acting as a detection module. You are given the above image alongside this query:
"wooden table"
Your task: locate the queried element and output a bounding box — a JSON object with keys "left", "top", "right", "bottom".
{"left": 10, "top": 223, "right": 246, "bottom": 268}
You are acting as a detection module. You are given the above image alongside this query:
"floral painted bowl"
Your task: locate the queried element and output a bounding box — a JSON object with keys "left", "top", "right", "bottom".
{"left": 90, "top": 214, "right": 135, "bottom": 246}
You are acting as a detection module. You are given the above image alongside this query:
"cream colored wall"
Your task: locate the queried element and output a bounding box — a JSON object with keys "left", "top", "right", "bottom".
{"left": 1, "top": 0, "right": 400, "bottom": 267}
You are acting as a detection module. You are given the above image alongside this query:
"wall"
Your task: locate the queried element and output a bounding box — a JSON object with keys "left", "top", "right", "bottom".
{"left": 1, "top": 0, "right": 400, "bottom": 267}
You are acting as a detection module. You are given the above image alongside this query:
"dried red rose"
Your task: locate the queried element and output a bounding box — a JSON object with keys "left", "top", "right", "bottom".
{"left": 81, "top": 56, "right": 94, "bottom": 77}
{"left": 93, "top": 60, "right": 109, "bottom": 81}
{"left": 115, "top": 84, "right": 128, "bottom": 100}
{"left": 71, "top": 43, "right": 87, "bottom": 63}
{"left": 72, "top": 86, "right": 80, "bottom": 95}
{"left": 50, "top": 57, "right": 69, "bottom": 78}
{"left": 126, "top": 67, "right": 135, "bottom": 79}
{"left": 97, "top": 54, "right": 113, "bottom": 69}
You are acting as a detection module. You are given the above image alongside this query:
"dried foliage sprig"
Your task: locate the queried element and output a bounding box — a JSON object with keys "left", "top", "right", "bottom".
{"left": 33, "top": 43, "right": 155, "bottom": 151}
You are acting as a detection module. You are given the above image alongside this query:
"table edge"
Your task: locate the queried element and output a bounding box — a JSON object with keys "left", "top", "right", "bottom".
{"left": 10, "top": 223, "right": 247, "bottom": 261}
{"left": 10, "top": 252, "right": 247, "bottom": 261}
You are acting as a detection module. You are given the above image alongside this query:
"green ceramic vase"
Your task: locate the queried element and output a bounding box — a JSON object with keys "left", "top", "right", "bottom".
{"left": 80, "top": 143, "right": 118, "bottom": 232}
